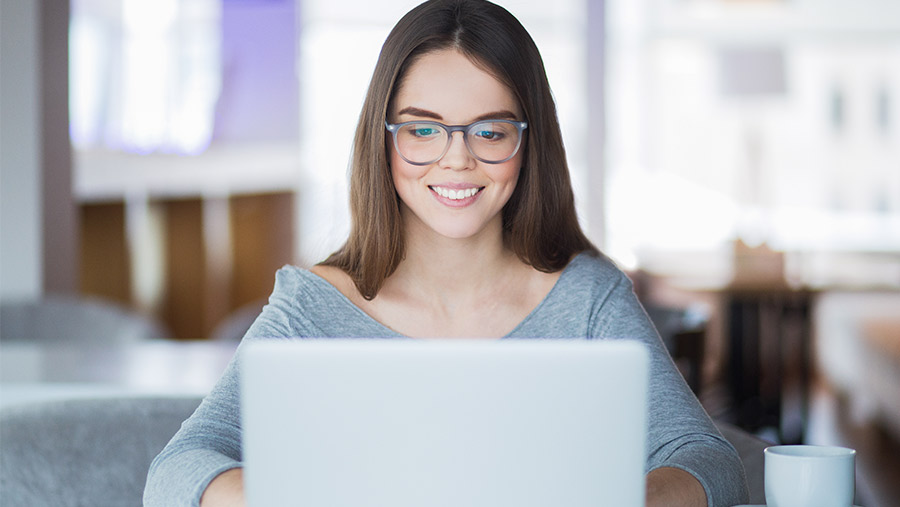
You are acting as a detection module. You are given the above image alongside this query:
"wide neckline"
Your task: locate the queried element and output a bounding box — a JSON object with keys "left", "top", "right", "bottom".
{"left": 301, "top": 253, "right": 589, "bottom": 338}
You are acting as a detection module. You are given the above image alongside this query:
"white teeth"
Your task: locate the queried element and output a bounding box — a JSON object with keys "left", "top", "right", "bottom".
{"left": 431, "top": 186, "right": 479, "bottom": 200}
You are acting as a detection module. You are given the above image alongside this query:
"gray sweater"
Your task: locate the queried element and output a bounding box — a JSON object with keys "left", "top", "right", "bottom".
{"left": 144, "top": 252, "right": 749, "bottom": 506}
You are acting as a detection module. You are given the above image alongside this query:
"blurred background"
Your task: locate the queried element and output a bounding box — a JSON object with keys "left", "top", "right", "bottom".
{"left": 1, "top": 0, "right": 898, "bottom": 504}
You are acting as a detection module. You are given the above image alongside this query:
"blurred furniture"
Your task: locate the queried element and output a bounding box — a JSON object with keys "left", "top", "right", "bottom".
{"left": 210, "top": 298, "right": 267, "bottom": 342}
{"left": 0, "top": 338, "right": 237, "bottom": 504}
{"left": 859, "top": 319, "right": 900, "bottom": 441}
{"left": 723, "top": 286, "right": 813, "bottom": 445}
{"left": 0, "top": 397, "right": 201, "bottom": 507}
{"left": 717, "top": 240, "right": 813, "bottom": 444}
{"left": 0, "top": 294, "right": 169, "bottom": 343}
{"left": 0, "top": 396, "right": 769, "bottom": 506}
{"left": 816, "top": 291, "right": 900, "bottom": 443}
{"left": 80, "top": 191, "right": 294, "bottom": 340}
{"left": 0, "top": 340, "right": 237, "bottom": 408}
{"left": 645, "top": 305, "right": 708, "bottom": 394}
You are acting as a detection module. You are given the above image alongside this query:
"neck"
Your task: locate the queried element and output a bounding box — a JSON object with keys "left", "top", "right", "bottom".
{"left": 385, "top": 214, "right": 519, "bottom": 304}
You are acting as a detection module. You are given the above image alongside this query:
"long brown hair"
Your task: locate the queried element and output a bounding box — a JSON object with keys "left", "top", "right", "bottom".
{"left": 321, "top": 0, "right": 598, "bottom": 299}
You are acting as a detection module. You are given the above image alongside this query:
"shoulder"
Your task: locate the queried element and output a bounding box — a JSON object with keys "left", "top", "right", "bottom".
{"left": 251, "top": 265, "right": 375, "bottom": 338}
{"left": 272, "top": 264, "right": 322, "bottom": 293}
{"left": 512, "top": 251, "right": 636, "bottom": 336}
{"left": 543, "top": 253, "right": 634, "bottom": 313}
{"left": 308, "top": 265, "right": 367, "bottom": 306}
{"left": 548, "top": 251, "right": 644, "bottom": 335}
{"left": 308, "top": 264, "right": 348, "bottom": 287}
{"left": 557, "top": 251, "right": 632, "bottom": 293}
{"left": 264, "top": 264, "right": 349, "bottom": 308}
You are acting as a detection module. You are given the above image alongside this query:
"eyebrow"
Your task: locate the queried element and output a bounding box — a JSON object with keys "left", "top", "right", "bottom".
{"left": 395, "top": 107, "right": 520, "bottom": 123}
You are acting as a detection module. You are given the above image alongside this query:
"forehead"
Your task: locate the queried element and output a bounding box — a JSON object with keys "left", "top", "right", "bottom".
{"left": 392, "top": 49, "right": 521, "bottom": 122}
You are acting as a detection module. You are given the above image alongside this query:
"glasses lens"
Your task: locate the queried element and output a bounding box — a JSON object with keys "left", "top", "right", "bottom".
{"left": 466, "top": 121, "right": 521, "bottom": 163}
{"left": 394, "top": 122, "right": 448, "bottom": 164}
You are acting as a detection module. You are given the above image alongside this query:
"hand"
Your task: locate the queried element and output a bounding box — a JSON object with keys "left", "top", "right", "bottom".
{"left": 199, "top": 465, "right": 704, "bottom": 507}
{"left": 646, "top": 467, "right": 707, "bottom": 507}
{"left": 200, "top": 468, "right": 245, "bottom": 507}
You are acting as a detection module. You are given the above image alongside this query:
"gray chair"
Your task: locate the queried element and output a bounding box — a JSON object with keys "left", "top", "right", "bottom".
{"left": 0, "top": 397, "right": 200, "bottom": 507}
{"left": 0, "top": 294, "right": 170, "bottom": 343}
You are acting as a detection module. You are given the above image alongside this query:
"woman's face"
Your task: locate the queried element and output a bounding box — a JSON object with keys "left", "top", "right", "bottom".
{"left": 388, "top": 49, "right": 524, "bottom": 243}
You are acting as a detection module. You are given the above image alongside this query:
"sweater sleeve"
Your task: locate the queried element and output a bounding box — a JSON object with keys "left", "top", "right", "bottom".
{"left": 143, "top": 269, "right": 302, "bottom": 507}
{"left": 592, "top": 271, "right": 750, "bottom": 507}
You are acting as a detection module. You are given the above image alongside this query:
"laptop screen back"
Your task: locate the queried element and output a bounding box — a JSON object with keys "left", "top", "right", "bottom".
{"left": 241, "top": 338, "right": 648, "bottom": 507}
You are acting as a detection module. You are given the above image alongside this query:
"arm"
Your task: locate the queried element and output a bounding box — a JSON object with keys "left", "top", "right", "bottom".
{"left": 144, "top": 269, "right": 304, "bottom": 507}
{"left": 143, "top": 352, "right": 246, "bottom": 507}
{"left": 592, "top": 269, "right": 749, "bottom": 507}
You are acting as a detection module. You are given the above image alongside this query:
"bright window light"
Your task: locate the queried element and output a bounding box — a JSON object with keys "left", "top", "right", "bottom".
{"left": 69, "top": 0, "right": 221, "bottom": 155}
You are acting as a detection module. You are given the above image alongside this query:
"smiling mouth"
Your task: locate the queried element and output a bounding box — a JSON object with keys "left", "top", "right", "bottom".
{"left": 429, "top": 185, "right": 484, "bottom": 200}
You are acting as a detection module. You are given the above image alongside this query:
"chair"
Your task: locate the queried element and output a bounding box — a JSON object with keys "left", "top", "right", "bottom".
{"left": 0, "top": 294, "right": 170, "bottom": 343}
{"left": 0, "top": 397, "right": 200, "bottom": 506}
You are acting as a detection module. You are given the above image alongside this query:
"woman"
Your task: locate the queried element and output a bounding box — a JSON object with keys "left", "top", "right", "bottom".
{"left": 144, "top": 1, "right": 749, "bottom": 506}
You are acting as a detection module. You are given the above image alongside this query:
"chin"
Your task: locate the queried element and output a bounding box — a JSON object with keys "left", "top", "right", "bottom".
{"left": 403, "top": 205, "right": 502, "bottom": 242}
{"left": 431, "top": 226, "right": 483, "bottom": 240}
{"left": 427, "top": 218, "right": 497, "bottom": 241}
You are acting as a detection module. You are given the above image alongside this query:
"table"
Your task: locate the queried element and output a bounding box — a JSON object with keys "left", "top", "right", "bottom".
{"left": 0, "top": 340, "right": 238, "bottom": 408}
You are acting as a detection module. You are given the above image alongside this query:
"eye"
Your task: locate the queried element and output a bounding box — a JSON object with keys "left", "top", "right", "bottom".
{"left": 473, "top": 127, "right": 506, "bottom": 141}
{"left": 406, "top": 125, "right": 442, "bottom": 138}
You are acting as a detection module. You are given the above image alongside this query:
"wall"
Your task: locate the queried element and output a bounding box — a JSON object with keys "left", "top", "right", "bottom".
{"left": 0, "top": 0, "right": 42, "bottom": 301}
{"left": 1, "top": 0, "right": 76, "bottom": 304}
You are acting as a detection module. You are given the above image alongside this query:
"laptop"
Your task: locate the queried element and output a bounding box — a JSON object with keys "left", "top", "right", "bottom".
{"left": 241, "top": 338, "right": 649, "bottom": 507}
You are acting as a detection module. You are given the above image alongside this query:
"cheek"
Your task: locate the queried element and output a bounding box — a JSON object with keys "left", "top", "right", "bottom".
{"left": 494, "top": 154, "right": 523, "bottom": 190}
{"left": 390, "top": 149, "right": 423, "bottom": 192}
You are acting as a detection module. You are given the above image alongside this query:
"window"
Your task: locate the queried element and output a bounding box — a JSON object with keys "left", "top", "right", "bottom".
{"left": 604, "top": 0, "right": 900, "bottom": 286}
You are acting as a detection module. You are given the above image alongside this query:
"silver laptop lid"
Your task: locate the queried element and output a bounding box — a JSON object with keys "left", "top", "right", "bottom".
{"left": 242, "top": 338, "right": 648, "bottom": 507}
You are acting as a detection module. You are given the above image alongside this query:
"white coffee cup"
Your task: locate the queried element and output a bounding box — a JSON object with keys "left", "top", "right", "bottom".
{"left": 764, "top": 445, "right": 856, "bottom": 507}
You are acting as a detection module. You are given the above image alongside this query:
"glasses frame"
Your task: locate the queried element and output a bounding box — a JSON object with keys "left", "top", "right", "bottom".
{"left": 384, "top": 119, "right": 528, "bottom": 166}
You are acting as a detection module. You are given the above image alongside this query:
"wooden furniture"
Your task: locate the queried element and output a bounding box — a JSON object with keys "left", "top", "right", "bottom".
{"left": 76, "top": 145, "right": 299, "bottom": 339}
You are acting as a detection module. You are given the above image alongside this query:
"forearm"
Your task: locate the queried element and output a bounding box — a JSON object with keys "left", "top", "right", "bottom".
{"left": 200, "top": 468, "right": 246, "bottom": 507}
{"left": 646, "top": 467, "right": 707, "bottom": 507}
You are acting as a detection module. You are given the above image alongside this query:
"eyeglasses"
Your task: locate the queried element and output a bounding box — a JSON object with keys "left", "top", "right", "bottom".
{"left": 385, "top": 119, "right": 528, "bottom": 165}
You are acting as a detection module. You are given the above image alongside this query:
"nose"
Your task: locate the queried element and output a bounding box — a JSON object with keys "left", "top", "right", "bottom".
{"left": 438, "top": 131, "right": 474, "bottom": 171}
